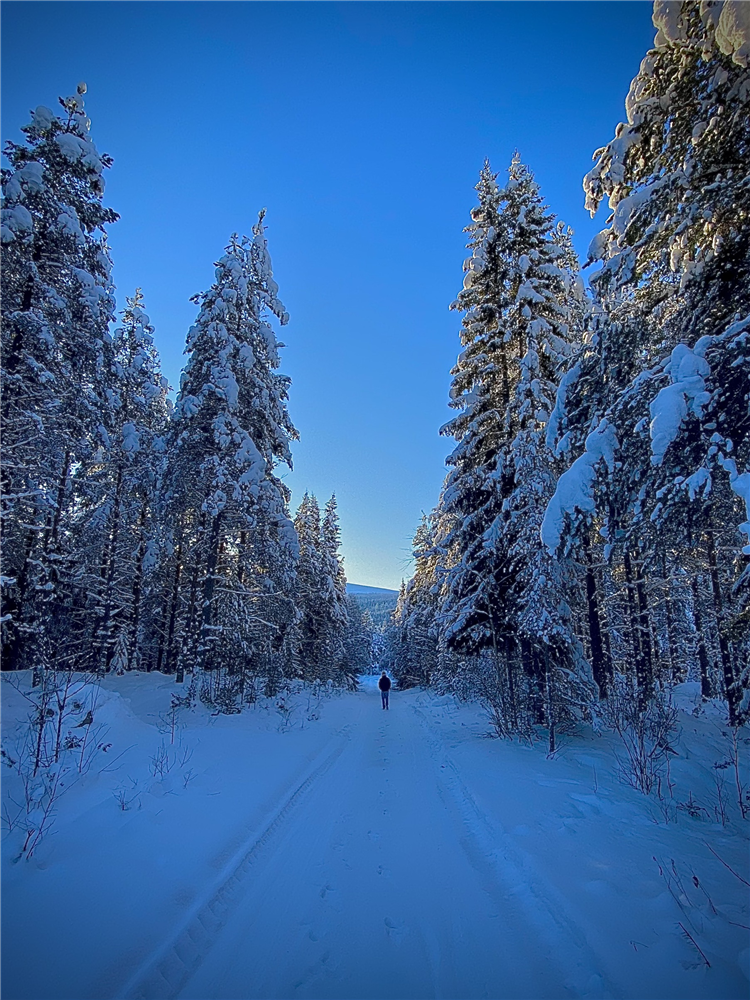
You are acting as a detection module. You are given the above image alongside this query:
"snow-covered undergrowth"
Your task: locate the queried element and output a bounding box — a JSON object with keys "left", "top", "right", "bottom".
{"left": 2, "top": 672, "right": 748, "bottom": 1000}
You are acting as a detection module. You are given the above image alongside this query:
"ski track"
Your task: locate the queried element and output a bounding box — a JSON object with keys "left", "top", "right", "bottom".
{"left": 411, "top": 705, "right": 622, "bottom": 1000}
{"left": 118, "top": 728, "right": 352, "bottom": 1000}
{"left": 108, "top": 688, "right": 628, "bottom": 1000}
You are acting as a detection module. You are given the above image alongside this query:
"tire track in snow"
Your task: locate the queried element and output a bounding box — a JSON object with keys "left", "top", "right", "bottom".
{"left": 117, "top": 728, "right": 352, "bottom": 1000}
{"left": 412, "top": 705, "right": 623, "bottom": 1000}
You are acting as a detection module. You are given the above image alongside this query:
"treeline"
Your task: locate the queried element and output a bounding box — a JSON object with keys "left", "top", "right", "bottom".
{"left": 384, "top": 4, "right": 749, "bottom": 735}
{"left": 1, "top": 86, "right": 370, "bottom": 706}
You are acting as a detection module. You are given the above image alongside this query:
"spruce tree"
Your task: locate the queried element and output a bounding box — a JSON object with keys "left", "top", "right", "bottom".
{"left": 72, "top": 291, "right": 171, "bottom": 672}
{"left": 293, "top": 493, "right": 325, "bottom": 680}
{"left": 1, "top": 84, "right": 118, "bottom": 673}
{"left": 389, "top": 514, "right": 441, "bottom": 689}
{"left": 439, "top": 155, "right": 585, "bottom": 719}
{"left": 545, "top": 1, "right": 749, "bottom": 719}
{"left": 161, "top": 217, "right": 298, "bottom": 696}
{"left": 292, "top": 494, "right": 352, "bottom": 685}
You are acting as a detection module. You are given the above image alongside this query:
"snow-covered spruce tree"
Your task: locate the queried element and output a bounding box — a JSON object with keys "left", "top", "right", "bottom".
{"left": 342, "top": 596, "right": 374, "bottom": 679}
{"left": 388, "top": 513, "right": 441, "bottom": 689}
{"left": 70, "top": 291, "right": 171, "bottom": 673}
{"left": 321, "top": 496, "right": 355, "bottom": 685}
{"left": 1, "top": 84, "right": 118, "bottom": 675}
{"left": 543, "top": 0, "right": 750, "bottom": 721}
{"left": 292, "top": 494, "right": 352, "bottom": 685}
{"left": 437, "top": 156, "right": 591, "bottom": 736}
{"left": 160, "top": 219, "right": 298, "bottom": 703}
{"left": 293, "top": 493, "right": 325, "bottom": 681}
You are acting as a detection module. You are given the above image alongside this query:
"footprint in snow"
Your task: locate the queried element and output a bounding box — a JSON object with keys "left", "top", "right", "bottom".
{"left": 367, "top": 830, "right": 380, "bottom": 842}
{"left": 319, "top": 883, "right": 335, "bottom": 898}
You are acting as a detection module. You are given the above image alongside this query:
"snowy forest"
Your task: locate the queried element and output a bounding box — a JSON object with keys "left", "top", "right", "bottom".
{"left": 2, "top": 0, "right": 749, "bottom": 743}
{"left": 1, "top": 87, "right": 375, "bottom": 710}
{"left": 1, "top": 2, "right": 748, "bottom": 745}
{"left": 2, "top": 3, "right": 750, "bottom": 997}
{"left": 384, "top": 1, "right": 750, "bottom": 745}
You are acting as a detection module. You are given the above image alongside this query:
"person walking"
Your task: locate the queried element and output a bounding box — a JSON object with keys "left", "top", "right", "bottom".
{"left": 378, "top": 670, "right": 391, "bottom": 710}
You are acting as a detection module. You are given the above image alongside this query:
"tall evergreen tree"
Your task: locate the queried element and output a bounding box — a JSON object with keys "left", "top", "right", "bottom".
{"left": 438, "top": 155, "right": 585, "bottom": 712}
{"left": 388, "top": 514, "right": 441, "bottom": 689}
{"left": 72, "top": 291, "right": 171, "bottom": 672}
{"left": 321, "top": 495, "right": 351, "bottom": 675}
{"left": 544, "top": 0, "right": 750, "bottom": 719}
{"left": 160, "top": 218, "right": 298, "bottom": 694}
{"left": 293, "top": 492, "right": 326, "bottom": 681}
{"left": 1, "top": 84, "right": 118, "bottom": 674}
{"left": 292, "top": 493, "right": 352, "bottom": 685}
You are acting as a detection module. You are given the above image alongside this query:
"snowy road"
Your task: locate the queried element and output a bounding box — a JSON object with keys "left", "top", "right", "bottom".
{"left": 124, "top": 682, "right": 613, "bottom": 1000}
{"left": 3, "top": 674, "right": 747, "bottom": 1000}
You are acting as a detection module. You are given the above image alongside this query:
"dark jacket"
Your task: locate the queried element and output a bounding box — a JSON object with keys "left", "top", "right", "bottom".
{"left": 378, "top": 675, "right": 391, "bottom": 692}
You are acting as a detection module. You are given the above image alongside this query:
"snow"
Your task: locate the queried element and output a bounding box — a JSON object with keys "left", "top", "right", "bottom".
{"left": 55, "top": 132, "right": 103, "bottom": 172}
{"left": 7, "top": 205, "right": 33, "bottom": 233}
{"left": 612, "top": 177, "right": 671, "bottom": 237}
{"left": 516, "top": 280, "right": 545, "bottom": 304}
{"left": 649, "top": 342, "right": 711, "bottom": 465}
{"left": 2, "top": 672, "right": 747, "bottom": 1000}
{"left": 72, "top": 267, "right": 109, "bottom": 317}
{"left": 121, "top": 422, "right": 141, "bottom": 454}
{"left": 652, "top": 0, "right": 749, "bottom": 66}
{"left": 56, "top": 207, "right": 84, "bottom": 242}
{"left": 542, "top": 419, "right": 618, "bottom": 552}
{"left": 719, "top": 456, "right": 750, "bottom": 554}
{"left": 17, "top": 160, "right": 46, "bottom": 193}
{"left": 653, "top": 0, "right": 688, "bottom": 47}
{"left": 31, "top": 105, "right": 55, "bottom": 130}
{"left": 546, "top": 360, "right": 580, "bottom": 454}
{"left": 715, "top": 1, "right": 750, "bottom": 67}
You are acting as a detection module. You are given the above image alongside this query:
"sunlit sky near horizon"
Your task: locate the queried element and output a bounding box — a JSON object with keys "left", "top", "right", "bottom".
{"left": 1, "top": 1, "right": 655, "bottom": 590}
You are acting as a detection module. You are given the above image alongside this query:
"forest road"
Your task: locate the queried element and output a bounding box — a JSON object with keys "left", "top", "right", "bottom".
{"left": 129, "top": 682, "right": 616, "bottom": 1000}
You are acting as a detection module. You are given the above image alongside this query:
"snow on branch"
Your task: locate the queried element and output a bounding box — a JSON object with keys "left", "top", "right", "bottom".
{"left": 541, "top": 419, "right": 618, "bottom": 553}
{"left": 649, "top": 341, "right": 711, "bottom": 466}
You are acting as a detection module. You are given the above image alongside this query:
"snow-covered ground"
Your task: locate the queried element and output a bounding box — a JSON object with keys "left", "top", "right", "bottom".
{"left": 2, "top": 672, "right": 748, "bottom": 1000}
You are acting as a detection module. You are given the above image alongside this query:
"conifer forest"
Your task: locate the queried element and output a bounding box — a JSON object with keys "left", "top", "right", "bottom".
{"left": 384, "top": 5, "right": 750, "bottom": 737}
{"left": 1, "top": 3, "right": 749, "bottom": 999}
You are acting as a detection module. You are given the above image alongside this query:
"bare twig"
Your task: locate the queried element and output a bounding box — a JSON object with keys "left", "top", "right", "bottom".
{"left": 689, "top": 871, "right": 718, "bottom": 915}
{"left": 704, "top": 842, "right": 750, "bottom": 887}
{"left": 678, "top": 922, "right": 710, "bottom": 968}
{"left": 98, "top": 744, "right": 135, "bottom": 774}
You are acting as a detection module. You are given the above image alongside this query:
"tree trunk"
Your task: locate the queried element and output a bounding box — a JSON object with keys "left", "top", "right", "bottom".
{"left": 128, "top": 503, "right": 148, "bottom": 671}
{"left": 661, "top": 552, "right": 681, "bottom": 683}
{"left": 199, "top": 514, "right": 223, "bottom": 670}
{"left": 706, "top": 526, "right": 740, "bottom": 724}
{"left": 98, "top": 463, "right": 124, "bottom": 670}
{"left": 583, "top": 533, "right": 612, "bottom": 697}
{"left": 544, "top": 654, "right": 556, "bottom": 755}
{"left": 623, "top": 547, "right": 653, "bottom": 706}
{"left": 633, "top": 553, "right": 654, "bottom": 706}
{"left": 691, "top": 574, "right": 713, "bottom": 698}
{"left": 162, "top": 541, "right": 184, "bottom": 679}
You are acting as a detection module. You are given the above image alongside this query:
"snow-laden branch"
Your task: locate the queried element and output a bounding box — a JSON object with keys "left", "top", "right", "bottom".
{"left": 541, "top": 419, "right": 618, "bottom": 554}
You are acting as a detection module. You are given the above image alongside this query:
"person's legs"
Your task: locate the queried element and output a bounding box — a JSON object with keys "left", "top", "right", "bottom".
{"left": 381, "top": 691, "right": 386, "bottom": 709}
{"left": 385, "top": 690, "right": 389, "bottom": 710}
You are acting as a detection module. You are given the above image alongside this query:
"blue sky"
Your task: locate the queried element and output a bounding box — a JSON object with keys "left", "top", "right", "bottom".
{"left": 1, "top": 1, "right": 655, "bottom": 589}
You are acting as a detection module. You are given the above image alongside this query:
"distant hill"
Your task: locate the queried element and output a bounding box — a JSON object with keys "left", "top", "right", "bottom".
{"left": 346, "top": 583, "right": 399, "bottom": 629}
{"left": 346, "top": 583, "right": 399, "bottom": 597}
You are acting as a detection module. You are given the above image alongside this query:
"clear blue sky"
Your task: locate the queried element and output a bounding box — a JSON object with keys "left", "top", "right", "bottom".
{"left": 1, "top": 1, "right": 655, "bottom": 589}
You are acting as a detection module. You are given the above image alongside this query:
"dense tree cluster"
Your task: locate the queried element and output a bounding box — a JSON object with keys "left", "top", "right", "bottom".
{"left": 1, "top": 86, "right": 362, "bottom": 707}
{"left": 387, "top": 1, "right": 749, "bottom": 738}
